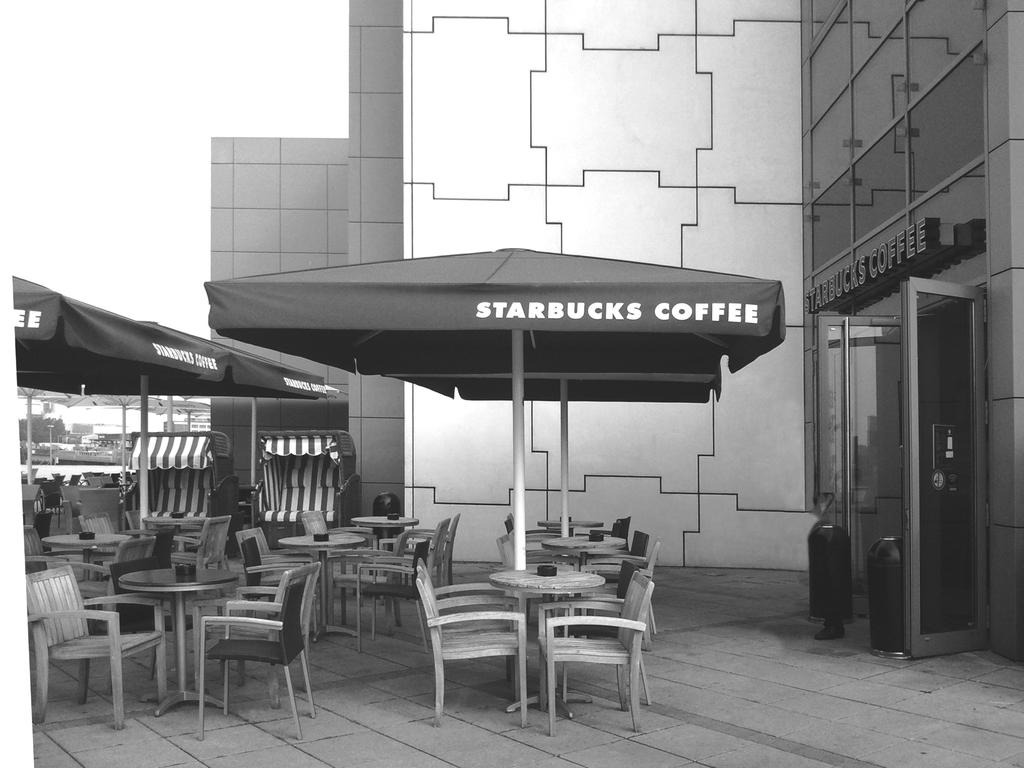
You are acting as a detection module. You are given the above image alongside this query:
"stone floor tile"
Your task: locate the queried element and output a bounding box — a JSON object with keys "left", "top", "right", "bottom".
{"left": 503, "top": 717, "right": 620, "bottom": 754}
{"left": 206, "top": 743, "right": 333, "bottom": 768}
{"left": 298, "top": 731, "right": 450, "bottom": 768}
{"left": 700, "top": 743, "right": 838, "bottom": 768}
{"left": 71, "top": 738, "right": 196, "bottom": 768}
{"left": 860, "top": 737, "right": 1003, "bottom": 768}
{"left": 914, "top": 721, "right": 1024, "bottom": 761}
{"left": 783, "top": 720, "right": 903, "bottom": 759}
{"left": 256, "top": 707, "right": 366, "bottom": 742}
{"left": 632, "top": 722, "right": 756, "bottom": 761}
{"left": 168, "top": 722, "right": 288, "bottom": 760}
{"left": 561, "top": 737, "right": 693, "bottom": 768}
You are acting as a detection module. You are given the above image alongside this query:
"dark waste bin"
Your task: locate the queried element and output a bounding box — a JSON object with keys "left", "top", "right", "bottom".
{"left": 866, "top": 536, "right": 907, "bottom": 657}
{"left": 807, "top": 521, "right": 853, "bottom": 624}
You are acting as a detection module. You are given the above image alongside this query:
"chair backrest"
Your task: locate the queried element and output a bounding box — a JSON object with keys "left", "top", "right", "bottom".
{"left": 443, "top": 512, "right": 461, "bottom": 581}
{"left": 80, "top": 515, "right": 116, "bottom": 535}
{"left": 68, "top": 474, "right": 81, "bottom": 486}
{"left": 152, "top": 530, "right": 175, "bottom": 568}
{"left": 300, "top": 509, "right": 329, "bottom": 536}
{"left": 239, "top": 535, "right": 265, "bottom": 586}
{"left": 629, "top": 530, "right": 650, "bottom": 558}
{"left": 643, "top": 540, "right": 662, "bottom": 572}
{"left": 610, "top": 516, "right": 631, "bottom": 540}
{"left": 332, "top": 526, "right": 376, "bottom": 548}
{"left": 504, "top": 514, "right": 514, "bottom": 534}
{"left": 496, "top": 533, "right": 514, "bottom": 567}
{"left": 276, "top": 563, "right": 321, "bottom": 664}
{"left": 26, "top": 565, "right": 87, "bottom": 647}
{"left": 425, "top": 518, "right": 452, "bottom": 586}
{"left": 77, "top": 488, "right": 121, "bottom": 524}
{"left": 33, "top": 511, "right": 53, "bottom": 539}
{"left": 615, "top": 560, "right": 641, "bottom": 599}
{"left": 618, "top": 572, "right": 655, "bottom": 647}
{"left": 236, "top": 527, "right": 271, "bottom": 558}
{"left": 414, "top": 561, "right": 439, "bottom": 622}
{"left": 24, "top": 526, "right": 43, "bottom": 557}
{"left": 112, "top": 535, "right": 156, "bottom": 563}
{"left": 108, "top": 556, "right": 161, "bottom": 629}
{"left": 123, "top": 507, "right": 141, "bottom": 531}
{"left": 196, "top": 516, "right": 232, "bottom": 568}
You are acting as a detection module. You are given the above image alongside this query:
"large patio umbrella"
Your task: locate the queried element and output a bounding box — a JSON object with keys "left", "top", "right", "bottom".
{"left": 14, "top": 277, "right": 330, "bottom": 512}
{"left": 206, "top": 249, "right": 786, "bottom": 567}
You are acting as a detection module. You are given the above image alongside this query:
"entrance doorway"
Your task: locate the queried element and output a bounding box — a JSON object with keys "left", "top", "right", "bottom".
{"left": 816, "top": 278, "right": 986, "bottom": 657}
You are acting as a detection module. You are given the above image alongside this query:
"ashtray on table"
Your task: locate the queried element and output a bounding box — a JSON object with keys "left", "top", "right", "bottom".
{"left": 536, "top": 564, "right": 558, "bottom": 577}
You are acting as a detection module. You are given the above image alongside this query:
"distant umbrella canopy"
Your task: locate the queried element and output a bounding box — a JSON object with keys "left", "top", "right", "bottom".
{"left": 205, "top": 249, "right": 786, "bottom": 403}
{"left": 14, "top": 277, "right": 328, "bottom": 399}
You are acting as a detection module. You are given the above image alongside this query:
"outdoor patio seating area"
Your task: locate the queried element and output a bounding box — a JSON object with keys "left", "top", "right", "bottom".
{"left": 30, "top": 561, "right": 1024, "bottom": 768}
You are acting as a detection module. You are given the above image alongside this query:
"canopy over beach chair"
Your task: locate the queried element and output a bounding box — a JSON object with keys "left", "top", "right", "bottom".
{"left": 127, "top": 431, "right": 239, "bottom": 519}
{"left": 254, "top": 430, "right": 360, "bottom": 534}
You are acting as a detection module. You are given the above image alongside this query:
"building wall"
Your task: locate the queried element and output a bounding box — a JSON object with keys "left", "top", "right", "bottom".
{"left": 349, "top": 0, "right": 407, "bottom": 511}
{"left": 987, "top": 0, "right": 1024, "bottom": 659}
{"left": 402, "top": 1, "right": 809, "bottom": 567}
{"left": 209, "top": 137, "right": 351, "bottom": 484}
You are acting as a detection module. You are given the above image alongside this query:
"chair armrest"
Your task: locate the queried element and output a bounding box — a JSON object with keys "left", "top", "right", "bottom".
{"left": 236, "top": 587, "right": 278, "bottom": 599}
{"left": 25, "top": 557, "right": 110, "bottom": 580}
{"left": 201, "top": 614, "right": 282, "bottom": 634}
{"left": 586, "top": 553, "right": 646, "bottom": 566}
{"left": 83, "top": 594, "right": 162, "bottom": 608}
{"left": 30, "top": 608, "right": 119, "bottom": 627}
{"left": 427, "top": 610, "right": 525, "bottom": 628}
{"left": 224, "top": 599, "right": 283, "bottom": 616}
{"left": 537, "top": 597, "right": 625, "bottom": 614}
{"left": 546, "top": 615, "right": 645, "bottom": 633}
{"left": 434, "top": 582, "right": 508, "bottom": 598}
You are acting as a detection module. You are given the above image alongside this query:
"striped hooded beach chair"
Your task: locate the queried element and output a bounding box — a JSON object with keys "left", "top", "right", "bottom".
{"left": 127, "top": 431, "right": 239, "bottom": 519}
{"left": 255, "top": 430, "right": 360, "bottom": 533}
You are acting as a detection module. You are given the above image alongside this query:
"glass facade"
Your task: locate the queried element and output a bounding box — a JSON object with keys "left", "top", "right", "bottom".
{"left": 804, "top": 0, "right": 986, "bottom": 273}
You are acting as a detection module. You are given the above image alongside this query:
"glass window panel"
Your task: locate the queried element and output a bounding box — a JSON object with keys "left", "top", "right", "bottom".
{"left": 854, "top": 125, "right": 906, "bottom": 240}
{"left": 803, "top": 133, "right": 814, "bottom": 205}
{"left": 908, "top": 0, "right": 985, "bottom": 93}
{"left": 851, "top": 0, "right": 903, "bottom": 71}
{"left": 852, "top": 22, "right": 905, "bottom": 146}
{"left": 813, "top": 174, "right": 852, "bottom": 269}
{"left": 811, "top": 6, "right": 850, "bottom": 123}
{"left": 909, "top": 55, "right": 984, "bottom": 198}
{"left": 912, "top": 163, "right": 987, "bottom": 285}
{"left": 812, "top": 90, "right": 852, "bottom": 189}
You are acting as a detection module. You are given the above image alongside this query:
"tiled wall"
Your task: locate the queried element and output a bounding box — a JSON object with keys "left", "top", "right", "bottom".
{"left": 402, "top": 0, "right": 809, "bottom": 567}
{"left": 209, "top": 137, "right": 351, "bottom": 484}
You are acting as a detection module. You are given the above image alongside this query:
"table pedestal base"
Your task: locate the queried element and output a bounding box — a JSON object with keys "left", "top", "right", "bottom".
{"left": 504, "top": 690, "right": 592, "bottom": 719}
{"left": 144, "top": 689, "right": 224, "bottom": 716}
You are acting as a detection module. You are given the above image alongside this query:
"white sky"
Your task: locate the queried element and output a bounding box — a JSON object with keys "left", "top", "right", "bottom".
{"left": 2, "top": 2, "right": 349, "bottom": 755}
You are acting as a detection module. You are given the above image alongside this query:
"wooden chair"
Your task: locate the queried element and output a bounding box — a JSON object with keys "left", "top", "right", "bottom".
{"left": 585, "top": 530, "right": 653, "bottom": 578}
{"left": 415, "top": 562, "right": 527, "bottom": 727}
{"left": 355, "top": 531, "right": 440, "bottom": 652}
{"left": 198, "top": 562, "right": 321, "bottom": 740}
{"left": 26, "top": 564, "right": 168, "bottom": 729}
{"left": 172, "top": 515, "right": 232, "bottom": 569}
{"left": 236, "top": 527, "right": 311, "bottom": 565}
{"left": 538, "top": 572, "right": 655, "bottom": 736}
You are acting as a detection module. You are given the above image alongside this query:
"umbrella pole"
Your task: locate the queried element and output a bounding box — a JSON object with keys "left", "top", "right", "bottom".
{"left": 25, "top": 392, "right": 34, "bottom": 484}
{"left": 120, "top": 404, "right": 127, "bottom": 482}
{"left": 560, "top": 379, "right": 569, "bottom": 538}
{"left": 166, "top": 394, "right": 174, "bottom": 432}
{"left": 250, "top": 397, "right": 258, "bottom": 528}
{"left": 512, "top": 330, "right": 526, "bottom": 570}
{"left": 139, "top": 375, "right": 149, "bottom": 516}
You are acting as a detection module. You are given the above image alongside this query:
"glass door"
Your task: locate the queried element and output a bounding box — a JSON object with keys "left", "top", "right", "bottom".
{"left": 817, "top": 315, "right": 903, "bottom": 604}
{"left": 902, "top": 278, "right": 986, "bottom": 657}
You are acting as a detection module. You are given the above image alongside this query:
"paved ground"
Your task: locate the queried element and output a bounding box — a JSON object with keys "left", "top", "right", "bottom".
{"left": 27, "top": 562, "right": 1024, "bottom": 768}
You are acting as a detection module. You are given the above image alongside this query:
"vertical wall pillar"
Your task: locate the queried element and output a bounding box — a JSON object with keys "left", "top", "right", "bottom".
{"left": 349, "top": 0, "right": 406, "bottom": 511}
{"left": 985, "top": 3, "right": 1024, "bottom": 660}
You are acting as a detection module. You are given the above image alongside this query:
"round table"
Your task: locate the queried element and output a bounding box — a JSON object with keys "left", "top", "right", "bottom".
{"left": 118, "top": 567, "right": 239, "bottom": 715}
{"left": 351, "top": 515, "right": 420, "bottom": 548}
{"left": 278, "top": 533, "right": 365, "bottom": 638}
{"left": 43, "top": 533, "right": 129, "bottom": 563}
{"left": 141, "top": 515, "right": 205, "bottom": 530}
{"left": 489, "top": 568, "right": 605, "bottom": 717}
{"left": 540, "top": 536, "right": 627, "bottom": 569}
{"left": 535, "top": 519, "right": 603, "bottom": 537}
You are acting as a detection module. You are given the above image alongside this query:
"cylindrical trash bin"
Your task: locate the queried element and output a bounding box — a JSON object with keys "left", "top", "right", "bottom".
{"left": 807, "top": 521, "right": 853, "bottom": 623}
{"left": 867, "top": 536, "right": 907, "bottom": 658}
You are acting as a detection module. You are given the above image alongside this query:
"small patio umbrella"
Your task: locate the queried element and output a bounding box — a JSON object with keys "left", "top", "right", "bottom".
{"left": 17, "top": 387, "right": 75, "bottom": 483}
{"left": 206, "top": 249, "right": 786, "bottom": 567}
{"left": 14, "top": 277, "right": 330, "bottom": 514}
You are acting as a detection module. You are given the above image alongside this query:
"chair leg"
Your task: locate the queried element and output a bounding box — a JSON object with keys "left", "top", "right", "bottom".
{"left": 198, "top": 632, "right": 207, "bottom": 740}
{"left": 77, "top": 659, "right": 90, "bottom": 704}
{"left": 268, "top": 665, "right": 281, "bottom": 709}
{"left": 110, "top": 652, "right": 125, "bottom": 730}
{"left": 283, "top": 663, "right": 302, "bottom": 740}
{"left": 431, "top": 650, "right": 445, "bottom": 726}
{"left": 416, "top": 604, "right": 429, "bottom": 653}
{"left": 640, "top": 656, "right": 652, "bottom": 705}
{"left": 547, "top": 657, "right": 557, "bottom": 736}
{"left": 517, "top": 647, "right": 527, "bottom": 729}
{"left": 356, "top": 588, "right": 364, "bottom": 652}
{"left": 155, "top": 637, "right": 168, "bottom": 703}
{"left": 616, "top": 665, "right": 628, "bottom": 710}
{"left": 299, "top": 650, "right": 316, "bottom": 718}
{"left": 629, "top": 656, "right": 642, "bottom": 733}
{"left": 222, "top": 661, "right": 229, "bottom": 715}
{"left": 31, "top": 646, "right": 50, "bottom": 724}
